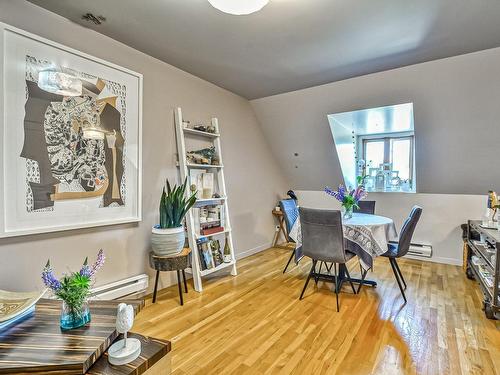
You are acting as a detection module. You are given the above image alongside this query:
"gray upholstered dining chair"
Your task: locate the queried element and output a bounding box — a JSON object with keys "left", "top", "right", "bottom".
{"left": 279, "top": 199, "right": 299, "bottom": 273}
{"left": 354, "top": 200, "right": 376, "bottom": 214}
{"left": 298, "top": 207, "right": 356, "bottom": 312}
{"left": 380, "top": 206, "right": 422, "bottom": 303}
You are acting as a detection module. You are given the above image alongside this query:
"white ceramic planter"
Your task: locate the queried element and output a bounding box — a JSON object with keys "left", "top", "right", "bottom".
{"left": 151, "top": 226, "right": 185, "bottom": 256}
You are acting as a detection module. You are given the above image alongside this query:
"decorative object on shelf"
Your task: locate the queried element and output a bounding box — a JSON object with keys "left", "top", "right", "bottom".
{"left": 0, "top": 289, "right": 45, "bottom": 331}
{"left": 107, "top": 303, "right": 141, "bottom": 365}
{"left": 207, "top": 0, "right": 269, "bottom": 15}
{"left": 223, "top": 236, "right": 232, "bottom": 263}
{"left": 210, "top": 240, "right": 224, "bottom": 266}
{"left": 0, "top": 24, "right": 142, "bottom": 238}
{"left": 41, "top": 249, "right": 105, "bottom": 330}
{"left": 186, "top": 146, "right": 219, "bottom": 165}
{"left": 152, "top": 178, "right": 196, "bottom": 256}
{"left": 325, "top": 185, "right": 368, "bottom": 220}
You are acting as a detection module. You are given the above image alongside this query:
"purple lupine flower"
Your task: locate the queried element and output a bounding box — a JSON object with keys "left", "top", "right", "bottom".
{"left": 80, "top": 263, "right": 92, "bottom": 278}
{"left": 325, "top": 185, "right": 348, "bottom": 203}
{"left": 326, "top": 184, "right": 368, "bottom": 204}
{"left": 78, "top": 250, "right": 105, "bottom": 279}
{"left": 41, "top": 261, "right": 62, "bottom": 291}
{"left": 90, "top": 249, "right": 105, "bottom": 276}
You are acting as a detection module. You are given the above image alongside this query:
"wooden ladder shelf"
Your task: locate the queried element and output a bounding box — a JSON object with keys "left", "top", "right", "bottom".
{"left": 174, "top": 107, "right": 237, "bottom": 292}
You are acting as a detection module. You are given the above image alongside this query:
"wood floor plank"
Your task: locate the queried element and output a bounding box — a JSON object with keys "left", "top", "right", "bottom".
{"left": 133, "top": 247, "right": 500, "bottom": 374}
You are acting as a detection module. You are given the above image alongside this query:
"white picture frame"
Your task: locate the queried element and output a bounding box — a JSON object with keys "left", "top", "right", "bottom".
{"left": 0, "top": 23, "right": 143, "bottom": 237}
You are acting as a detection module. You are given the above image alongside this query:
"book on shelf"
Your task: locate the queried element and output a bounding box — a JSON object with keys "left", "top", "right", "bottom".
{"left": 197, "top": 238, "right": 213, "bottom": 270}
{"left": 200, "top": 226, "right": 224, "bottom": 236}
{"left": 210, "top": 239, "right": 224, "bottom": 267}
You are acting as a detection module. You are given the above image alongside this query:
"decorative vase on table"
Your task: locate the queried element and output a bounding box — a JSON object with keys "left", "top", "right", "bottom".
{"left": 341, "top": 204, "right": 354, "bottom": 220}
{"left": 152, "top": 178, "right": 197, "bottom": 256}
{"left": 41, "top": 249, "right": 105, "bottom": 331}
{"left": 324, "top": 182, "right": 368, "bottom": 220}
{"left": 60, "top": 299, "right": 91, "bottom": 330}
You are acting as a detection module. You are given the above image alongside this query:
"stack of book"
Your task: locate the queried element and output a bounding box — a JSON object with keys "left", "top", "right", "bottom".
{"left": 197, "top": 238, "right": 224, "bottom": 270}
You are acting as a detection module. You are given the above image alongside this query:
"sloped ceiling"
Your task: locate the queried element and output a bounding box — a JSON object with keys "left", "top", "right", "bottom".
{"left": 27, "top": 0, "right": 500, "bottom": 99}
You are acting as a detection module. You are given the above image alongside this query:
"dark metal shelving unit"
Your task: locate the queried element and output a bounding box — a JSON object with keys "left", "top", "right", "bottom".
{"left": 466, "top": 220, "right": 500, "bottom": 319}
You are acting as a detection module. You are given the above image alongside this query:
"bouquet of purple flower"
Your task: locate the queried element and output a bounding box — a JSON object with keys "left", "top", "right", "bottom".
{"left": 325, "top": 185, "right": 368, "bottom": 218}
{"left": 42, "top": 250, "right": 105, "bottom": 329}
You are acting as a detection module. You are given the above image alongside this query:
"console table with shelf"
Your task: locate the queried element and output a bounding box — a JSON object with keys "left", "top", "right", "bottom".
{"left": 466, "top": 220, "right": 500, "bottom": 319}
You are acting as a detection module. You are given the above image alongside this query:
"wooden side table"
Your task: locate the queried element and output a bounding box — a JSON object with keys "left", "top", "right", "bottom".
{"left": 272, "top": 209, "right": 290, "bottom": 249}
{"left": 149, "top": 248, "right": 191, "bottom": 306}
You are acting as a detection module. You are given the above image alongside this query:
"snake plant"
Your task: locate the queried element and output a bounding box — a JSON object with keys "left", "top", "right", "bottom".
{"left": 159, "top": 178, "right": 197, "bottom": 229}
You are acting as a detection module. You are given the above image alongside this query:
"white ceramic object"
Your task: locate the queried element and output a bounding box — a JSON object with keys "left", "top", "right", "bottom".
{"left": 108, "top": 303, "right": 141, "bottom": 366}
{"left": 151, "top": 226, "right": 185, "bottom": 256}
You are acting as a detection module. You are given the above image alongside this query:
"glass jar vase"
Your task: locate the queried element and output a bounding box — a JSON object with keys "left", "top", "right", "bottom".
{"left": 342, "top": 205, "right": 353, "bottom": 220}
{"left": 60, "top": 300, "right": 91, "bottom": 330}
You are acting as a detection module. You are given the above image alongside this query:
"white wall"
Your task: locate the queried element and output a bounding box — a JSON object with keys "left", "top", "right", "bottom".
{"left": 251, "top": 47, "right": 500, "bottom": 195}
{"left": 0, "top": 1, "right": 288, "bottom": 292}
{"left": 297, "top": 191, "right": 486, "bottom": 265}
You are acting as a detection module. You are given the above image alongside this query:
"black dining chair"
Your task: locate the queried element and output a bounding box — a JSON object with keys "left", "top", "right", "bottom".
{"left": 298, "top": 207, "right": 357, "bottom": 312}
{"left": 380, "top": 206, "right": 422, "bottom": 303}
{"left": 279, "top": 199, "right": 299, "bottom": 273}
{"left": 354, "top": 200, "right": 376, "bottom": 214}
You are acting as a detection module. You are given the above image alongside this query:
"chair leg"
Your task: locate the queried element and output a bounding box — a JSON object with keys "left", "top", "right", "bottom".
{"left": 392, "top": 258, "right": 407, "bottom": 290}
{"left": 300, "top": 260, "right": 317, "bottom": 300}
{"left": 333, "top": 263, "right": 339, "bottom": 312}
{"left": 283, "top": 250, "right": 295, "bottom": 273}
{"left": 343, "top": 265, "right": 357, "bottom": 294}
{"left": 182, "top": 269, "right": 188, "bottom": 293}
{"left": 325, "top": 263, "right": 333, "bottom": 273}
{"left": 315, "top": 262, "right": 323, "bottom": 285}
{"left": 152, "top": 270, "right": 160, "bottom": 303}
{"left": 389, "top": 258, "right": 407, "bottom": 303}
{"left": 357, "top": 267, "right": 368, "bottom": 294}
{"left": 176, "top": 270, "right": 184, "bottom": 306}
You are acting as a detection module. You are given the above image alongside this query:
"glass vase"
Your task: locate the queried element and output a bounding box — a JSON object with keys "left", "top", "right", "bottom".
{"left": 342, "top": 205, "right": 353, "bottom": 220}
{"left": 60, "top": 300, "right": 91, "bottom": 330}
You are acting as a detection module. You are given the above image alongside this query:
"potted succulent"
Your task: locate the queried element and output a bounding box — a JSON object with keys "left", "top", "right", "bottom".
{"left": 151, "top": 178, "right": 197, "bottom": 256}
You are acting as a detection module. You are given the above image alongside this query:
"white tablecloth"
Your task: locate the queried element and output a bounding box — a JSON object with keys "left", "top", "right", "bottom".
{"left": 288, "top": 213, "right": 398, "bottom": 270}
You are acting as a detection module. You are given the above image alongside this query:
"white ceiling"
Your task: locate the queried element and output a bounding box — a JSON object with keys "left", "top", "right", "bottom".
{"left": 28, "top": 0, "right": 500, "bottom": 99}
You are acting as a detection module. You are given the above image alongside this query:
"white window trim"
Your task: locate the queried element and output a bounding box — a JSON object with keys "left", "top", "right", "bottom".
{"left": 357, "top": 131, "right": 416, "bottom": 193}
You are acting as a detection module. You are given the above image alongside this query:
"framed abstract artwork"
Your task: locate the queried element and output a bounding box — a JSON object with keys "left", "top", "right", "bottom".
{"left": 0, "top": 23, "right": 142, "bottom": 237}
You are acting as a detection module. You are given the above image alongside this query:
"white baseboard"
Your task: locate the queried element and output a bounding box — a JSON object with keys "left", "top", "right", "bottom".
{"left": 404, "top": 254, "right": 463, "bottom": 266}
{"left": 235, "top": 242, "right": 272, "bottom": 260}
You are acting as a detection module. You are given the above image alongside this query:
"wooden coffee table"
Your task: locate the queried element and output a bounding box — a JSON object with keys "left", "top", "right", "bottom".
{"left": 0, "top": 299, "right": 171, "bottom": 374}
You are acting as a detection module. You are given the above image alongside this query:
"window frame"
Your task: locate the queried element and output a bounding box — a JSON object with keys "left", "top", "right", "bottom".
{"left": 360, "top": 133, "right": 415, "bottom": 187}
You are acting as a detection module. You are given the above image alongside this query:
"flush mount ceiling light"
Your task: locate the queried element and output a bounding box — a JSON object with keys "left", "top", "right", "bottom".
{"left": 37, "top": 69, "right": 82, "bottom": 97}
{"left": 207, "top": 0, "right": 269, "bottom": 15}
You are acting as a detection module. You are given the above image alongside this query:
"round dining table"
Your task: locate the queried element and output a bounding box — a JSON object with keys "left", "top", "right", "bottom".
{"left": 288, "top": 211, "right": 398, "bottom": 287}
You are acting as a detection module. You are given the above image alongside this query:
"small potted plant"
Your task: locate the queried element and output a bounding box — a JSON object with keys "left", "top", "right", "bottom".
{"left": 41, "top": 249, "right": 105, "bottom": 330}
{"left": 151, "top": 178, "right": 197, "bottom": 256}
{"left": 325, "top": 184, "right": 367, "bottom": 219}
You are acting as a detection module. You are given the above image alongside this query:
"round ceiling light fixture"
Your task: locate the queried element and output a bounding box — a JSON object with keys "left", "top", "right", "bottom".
{"left": 207, "top": 0, "right": 269, "bottom": 15}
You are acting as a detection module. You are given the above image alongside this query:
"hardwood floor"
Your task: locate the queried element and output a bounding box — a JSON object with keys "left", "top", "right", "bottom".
{"left": 133, "top": 246, "right": 500, "bottom": 375}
